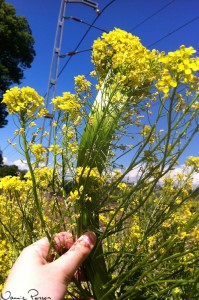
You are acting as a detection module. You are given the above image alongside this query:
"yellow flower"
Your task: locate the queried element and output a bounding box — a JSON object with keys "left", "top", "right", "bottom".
{"left": 172, "top": 287, "right": 181, "bottom": 295}
{"left": 74, "top": 75, "right": 91, "bottom": 94}
{"left": 117, "top": 182, "right": 127, "bottom": 190}
{"left": 52, "top": 92, "right": 80, "bottom": 113}
{"left": 92, "top": 28, "right": 160, "bottom": 94}
{"left": 2, "top": 86, "right": 44, "bottom": 115}
{"left": 67, "top": 141, "right": 78, "bottom": 154}
{"left": 179, "top": 231, "right": 187, "bottom": 239}
{"left": 37, "top": 107, "right": 49, "bottom": 118}
{"left": 25, "top": 167, "right": 54, "bottom": 188}
{"left": 76, "top": 166, "right": 105, "bottom": 184}
{"left": 74, "top": 116, "right": 82, "bottom": 126}
{"left": 31, "top": 144, "right": 47, "bottom": 161}
{"left": 131, "top": 225, "right": 142, "bottom": 240}
{"left": 186, "top": 156, "right": 199, "bottom": 171}
{"left": 141, "top": 125, "right": 151, "bottom": 136}
{"left": 52, "top": 121, "right": 58, "bottom": 127}
{"left": 19, "top": 128, "right": 25, "bottom": 134}
{"left": 0, "top": 176, "right": 30, "bottom": 193}
{"left": 48, "top": 144, "right": 62, "bottom": 155}
{"left": 69, "top": 190, "right": 80, "bottom": 201}
{"left": 29, "top": 122, "right": 37, "bottom": 128}
{"left": 156, "top": 45, "right": 199, "bottom": 95}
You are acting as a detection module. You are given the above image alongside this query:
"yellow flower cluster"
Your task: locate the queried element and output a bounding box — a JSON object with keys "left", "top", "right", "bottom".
{"left": 52, "top": 92, "right": 80, "bottom": 114}
{"left": 24, "top": 167, "right": 54, "bottom": 189}
{"left": 92, "top": 28, "right": 160, "bottom": 93}
{"left": 0, "top": 169, "right": 69, "bottom": 290}
{"left": 0, "top": 175, "right": 29, "bottom": 194}
{"left": 185, "top": 156, "right": 199, "bottom": 171}
{"left": 75, "top": 166, "right": 106, "bottom": 197}
{"left": 37, "top": 107, "right": 49, "bottom": 118}
{"left": 141, "top": 125, "right": 151, "bottom": 136}
{"left": 69, "top": 190, "right": 80, "bottom": 202}
{"left": 2, "top": 86, "right": 44, "bottom": 115}
{"left": 76, "top": 166, "right": 105, "bottom": 184}
{"left": 31, "top": 144, "right": 47, "bottom": 162}
{"left": 117, "top": 182, "right": 127, "bottom": 191}
{"left": 131, "top": 224, "right": 142, "bottom": 240}
{"left": 156, "top": 45, "right": 199, "bottom": 94}
{"left": 0, "top": 239, "right": 13, "bottom": 291}
{"left": 74, "top": 75, "right": 91, "bottom": 94}
{"left": 48, "top": 144, "right": 62, "bottom": 155}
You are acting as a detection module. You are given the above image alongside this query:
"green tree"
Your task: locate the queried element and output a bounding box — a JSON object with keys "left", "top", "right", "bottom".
{"left": 0, "top": 0, "right": 35, "bottom": 128}
{"left": 0, "top": 149, "right": 3, "bottom": 166}
{"left": 0, "top": 164, "right": 19, "bottom": 177}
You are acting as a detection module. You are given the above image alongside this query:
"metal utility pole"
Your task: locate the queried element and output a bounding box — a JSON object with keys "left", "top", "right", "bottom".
{"left": 40, "top": 0, "right": 99, "bottom": 165}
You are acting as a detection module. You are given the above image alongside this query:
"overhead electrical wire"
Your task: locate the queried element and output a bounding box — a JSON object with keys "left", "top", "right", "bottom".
{"left": 130, "top": 0, "right": 175, "bottom": 32}
{"left": 42, "top": 0, "right": 115, "bottom": 98}
{"left": 64, "top": 16, "right": 107, "bottom": 33}
{"left": 57, "top": 0, "right": 117, "bottom": 78}
{"left": 39, "top": 0, "right": 117, "bottom": 157}
{"left": 2, "top": 136, "right": 16, "bottom": 152}
{"left": 127, "top": 0, "right": 199, "bottom": 50}
{"left": 59, "top": 48, "right": 92, "bottom": 58}
{"left": 148, "top": 16, "right": 199, "bottom": 48}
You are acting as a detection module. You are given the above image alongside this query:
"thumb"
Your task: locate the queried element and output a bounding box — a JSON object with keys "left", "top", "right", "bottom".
{"left": 52, "top": 232, "right": 96, "bottom": 283}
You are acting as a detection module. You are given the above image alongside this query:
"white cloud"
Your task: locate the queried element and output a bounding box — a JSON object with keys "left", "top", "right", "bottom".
{"left": 163, "top": 166, "right": 199, "bottom": 187}
{"left": 3, "top": 156, "right": 8, "bottom": 164}
{"left": 192, "top": 172, "right": 199, "bottom": 187}
{"left": 125, "top": 165, "right": 142, "bottom": 183}
{"left": 3, "top": 156, "right": 28, "bottom": 170}
{"left": 13, "top": 159, "right": 28, "bottom": 170}
{"left": 125, "top": 164, "right": 199, "bottom": 187}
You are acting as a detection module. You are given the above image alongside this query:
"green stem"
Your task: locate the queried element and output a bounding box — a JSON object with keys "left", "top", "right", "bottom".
{"left": 20, "top": 116, "right": 51, "bottom": 241}
{"left": 85, "top": 242, "right": 113, "bottom": 299}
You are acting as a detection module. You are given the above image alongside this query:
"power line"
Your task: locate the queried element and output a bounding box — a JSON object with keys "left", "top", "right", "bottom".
{"left": 148, "top": 16, "right": 199, "bottom": 48}
{"left": 64, "top": 16, "right": 107, "bottom": 32}
{"left": 130, "top": 0, "right": 175, "bottom": 32}
{"left": 59, "top": 48, "right": 92, "bottom": 58}
{"left": 40, "top": 0, "right": 117, "bottom": 164}
{"left": 42, "top": 0, "right": 116, "bottom": 99}
{"left": 57, "top": 0, "right": 117, "bottom": 79}
{"left": 2, "top": 136, "right": 16, "bottom": 152}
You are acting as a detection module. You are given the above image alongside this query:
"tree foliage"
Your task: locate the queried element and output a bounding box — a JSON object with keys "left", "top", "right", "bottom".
{"left": 0, "top": 0, "right": 35, "bottom": 128}
{"left": 0, "top": 149, "right": 3, "bottom": 166}
{"left": 0, "top": 162, "right": 27, "bottom": 178}
{"left": 0, "top": 164, "right": 19, "bottom": 177}
{"left": 0, "top": 149, "right": 27, "bottom": 178}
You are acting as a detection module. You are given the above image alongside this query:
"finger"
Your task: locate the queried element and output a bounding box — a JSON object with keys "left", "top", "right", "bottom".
{"left": 22, "top": 232, "right": 74, "bottom": 264}
{"left": 74, "top": 265, "right": 87, "bottom": 281}
{"left": 19, "top": 237, "right": 50, "bottom": 265}
{"left": 46, "top": 232, "right": 75, "bottom": 261}
{"left": 49, "top": 232, "right": 74, "bottom": 255}
{"left": 52, "top": 232, "right": 96, "bottom": 283}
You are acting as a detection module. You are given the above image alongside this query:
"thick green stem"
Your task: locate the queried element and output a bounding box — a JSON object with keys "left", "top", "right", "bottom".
{"left": 77, "top": 198, "right": 114, "bottom": 299}
{"left": 85, "top": 242, "right": 113, "bottom": 299}
{"left": 76, "top": 87, "right": 123, "bottom": 298}
{"left": 77, "top": 196, "right": 112, "bottom": 298}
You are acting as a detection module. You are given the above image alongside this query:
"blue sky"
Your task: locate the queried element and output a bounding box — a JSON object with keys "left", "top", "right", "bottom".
{"left": 1, "top": 0, "right": 199, "bottom": 168}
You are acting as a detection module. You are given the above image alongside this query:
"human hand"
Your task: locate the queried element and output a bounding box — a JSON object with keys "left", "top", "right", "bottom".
{"left": 2, "top": 232, "right": 96, "bottom": 300}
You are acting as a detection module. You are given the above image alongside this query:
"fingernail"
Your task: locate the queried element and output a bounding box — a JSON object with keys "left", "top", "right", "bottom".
{"left": 79, "top": 232, "right": 96, "bottom": 249}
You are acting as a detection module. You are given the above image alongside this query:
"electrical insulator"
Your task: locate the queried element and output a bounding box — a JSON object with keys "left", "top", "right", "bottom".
{"left": 81, "top": 0, "right": 98, "bottom": 9}
{"left": 67, "top": 0, "right": 98, "bottom": 10}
